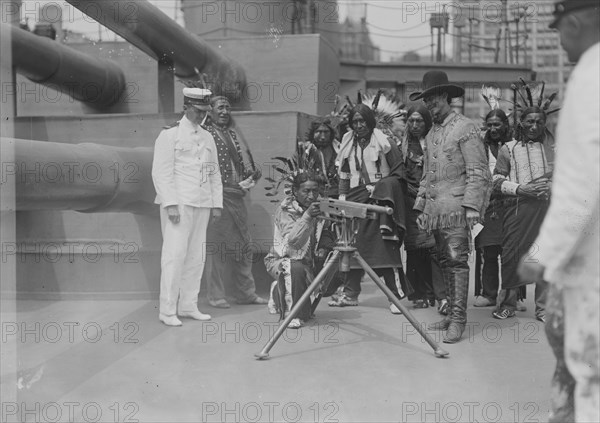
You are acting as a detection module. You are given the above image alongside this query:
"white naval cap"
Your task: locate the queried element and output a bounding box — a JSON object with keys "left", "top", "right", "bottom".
{"left": 183, "top": 87, "right": 212, "bottom": 110}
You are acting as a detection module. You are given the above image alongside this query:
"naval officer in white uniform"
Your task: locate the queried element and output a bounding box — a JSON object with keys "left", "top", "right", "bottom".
{"left": 152, "top": 88, "right": 223, "bottom": 326}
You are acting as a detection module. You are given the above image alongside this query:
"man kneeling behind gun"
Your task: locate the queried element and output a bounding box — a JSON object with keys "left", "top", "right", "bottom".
{"left": 265, "top": 171, "right": 395, "bottom": 329}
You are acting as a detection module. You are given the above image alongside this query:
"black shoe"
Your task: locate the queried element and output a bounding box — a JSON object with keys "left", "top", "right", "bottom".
{"left": 427, "top": 318, "right": 451, "bottom": 331}
{"left": 413, "top": 299, "right": 429, "bottom": 309}
{"left": 443, "top": 322, "right": 465, "bottom": 344}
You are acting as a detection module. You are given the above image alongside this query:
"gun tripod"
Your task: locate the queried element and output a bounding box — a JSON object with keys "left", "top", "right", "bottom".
{"left": 255, "top": 199, "right": 449, "bottom": 360}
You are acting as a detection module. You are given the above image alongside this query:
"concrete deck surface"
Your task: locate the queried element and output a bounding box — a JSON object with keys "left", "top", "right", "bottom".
{"left": 1, "top": 282, "right": 554, "bottom": 423}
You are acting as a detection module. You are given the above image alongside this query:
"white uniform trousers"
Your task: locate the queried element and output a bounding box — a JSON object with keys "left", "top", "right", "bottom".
{"left": 564, "top": 286, "right": 600, "bottom": 423}
{"left": 159, "top": 205, "right": 211, "bottom": 316}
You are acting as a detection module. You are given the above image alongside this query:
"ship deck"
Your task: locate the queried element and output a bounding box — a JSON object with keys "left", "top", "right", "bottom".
{"left": 1, "top": 282, "right": 553, "bottom": 423}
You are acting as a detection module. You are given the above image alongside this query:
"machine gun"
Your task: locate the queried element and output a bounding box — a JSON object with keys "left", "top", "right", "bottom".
{"left": 255, "top": 198, "right": 449, "bottom": 360}
{"left": 319, "top": 198, "right": 393, "bottom": 220}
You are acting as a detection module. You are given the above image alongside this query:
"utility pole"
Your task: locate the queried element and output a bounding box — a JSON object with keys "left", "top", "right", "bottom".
{"left": 512, "top": 4, "right": 526, "bottom": 65}
{"left": 522, "top": 19, "right": 529, "bottom": 66}
{"left": 437, "top": 27, "right": 442, "bottom": 62}
{"left": 502, "top": 0, "right": 509, "bottom": 63}
{"left": 310, "top": 0, "right": 315, "bottom": 34}
{"left": 430, "top": 12, "right": 447, "bottom": 62}
{"left": 431, "top": 27, "right": 434, "bottom": 61}
{"left": 468, "top": 18, "right": 473, "bottom": 62}
{"left": 454, "top": 10, "right": 467, "bottom": 63}
{"left": 508, "top": 26, "right": 514, "bottom": 64}
{"left": 515, "top": 15, "right": 520, "bottom": 65}
{"left": 495, "top": 28, "right": 501, "bottom": 63}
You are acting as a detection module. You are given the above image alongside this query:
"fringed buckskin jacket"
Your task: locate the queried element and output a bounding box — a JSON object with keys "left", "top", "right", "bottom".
{"left": 414, "top": 111, "right": 491, "bottom": 232}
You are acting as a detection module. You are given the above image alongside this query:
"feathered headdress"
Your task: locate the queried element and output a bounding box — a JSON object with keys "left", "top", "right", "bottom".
{"left": 511, "top": 78, "right": 560, "bottom": 116}
{"left": 324, "top": 94, "right": 351, "bottom": 139}
{"left": 178, "top": 68, "right": 211, "bottom": 90}
{"left": 264, "top": 145, "right": 323, "bottom": 203}
{"left": 509, "top": 78, "right": 560, "bottom": 144}
{"left": 480, "top": 80, "right": 560, "bottom": 133}
{"left": 362, "top": 89, "right": 406, "bottom": 126}
{"left": 361, "top": 89, "right": 406, "bottom": 146}
{"left": 481, "top": 85, "right": 502, "bottom": 111}
{"left": 337, "top": 89, "right": 405, "bottom": 129}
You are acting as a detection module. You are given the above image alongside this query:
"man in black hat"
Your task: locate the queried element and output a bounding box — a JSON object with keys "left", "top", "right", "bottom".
{"left": 519, "top": 1, "right": 599, "bottom": 420}
{"left": 410, "top": 71, "right": 491, "bottom": 343}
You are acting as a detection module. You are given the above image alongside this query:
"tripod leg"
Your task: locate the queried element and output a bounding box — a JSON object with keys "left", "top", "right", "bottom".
{"left": 310, "top": 294, "right": 323, "bottom": 315}
{"left": 310, "top": 258, "right": 339, "bottom": 314}
{"left": 255, "top": 250, "right": 341, "bottom": 360}
{"left": 354, "top": 253, "right": 449, "bottom": 358}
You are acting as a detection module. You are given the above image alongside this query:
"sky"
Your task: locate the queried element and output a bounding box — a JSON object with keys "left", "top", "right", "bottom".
{"left": 19, "top": 0, "right": 457, "bottom": 61}
{"left": 338, "top": 0, "right": 454, "bottom": 60}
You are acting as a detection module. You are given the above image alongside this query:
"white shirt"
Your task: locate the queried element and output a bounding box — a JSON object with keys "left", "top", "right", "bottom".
{"left": 152, "top": 115, "right": 223, "bottom": 209}
{"left": 533, "top": 42, "right": 600, "bottom": 288}
{"left": 337, "top": 128, "right": 392, "bottom": 188}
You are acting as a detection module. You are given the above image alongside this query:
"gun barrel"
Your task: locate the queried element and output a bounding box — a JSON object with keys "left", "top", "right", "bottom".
{"left": 364, "top": 203, "right": 394, "bottom": 215}
{"left": 10, "top": 138, "right": 155, "bottom": 214}
{"left": 64, "top": 0, "right": 246, "bottom": 105}
{"left": 8, "top": 23, "right": 126, "bottom": 108}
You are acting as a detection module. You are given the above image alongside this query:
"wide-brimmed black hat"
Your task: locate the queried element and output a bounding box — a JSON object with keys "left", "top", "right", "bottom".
{"left": 549, "top": 0, "right": 599, "bottom": 29}
{"left": 409, "top": 70, "right": 465, "bottom": 102}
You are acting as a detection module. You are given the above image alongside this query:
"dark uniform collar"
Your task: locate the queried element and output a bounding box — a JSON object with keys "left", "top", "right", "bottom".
{"left": 549, "top": 0, "right": 599, "bottom": 28}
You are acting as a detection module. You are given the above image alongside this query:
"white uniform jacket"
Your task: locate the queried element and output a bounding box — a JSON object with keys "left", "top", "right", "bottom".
{"left": 152, "top": 115, "right": 223, "bottom": 209}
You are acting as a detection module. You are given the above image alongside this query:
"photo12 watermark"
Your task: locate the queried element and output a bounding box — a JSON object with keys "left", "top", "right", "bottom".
{"left": 200, "top": 401, "right": 340, "bottom": 423}
{"left": 192, "top": 1, "right": 339, "bottom": 25}
{"left": 5, "top": 1, "right": 141, "bottom": 26}
{"left": 1, "top": 160, "right": 140, "bottom": 186}
{"left": 401, "top": 400, "right": 542, "bottom": 423}
{"left": 1, "top": 321, "right": 140, "bottom": 344}
{"left": 1, "top": 401, "right": 140, "bottom": 423}
{"left": 198, "top": 320, "right": 339, "bottom": 345}
{"left": 0, "top": 81, "right": 140, "bottom": 106}
{"left": 400, "top": 320, "right": 543, "bottom": 344}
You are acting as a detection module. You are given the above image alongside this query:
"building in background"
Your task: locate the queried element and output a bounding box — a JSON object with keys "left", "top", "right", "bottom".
{"left": 390, "top": 51, "right": 421, "bottom": 63}
{"left": 453, "top": 0, "right": 572, "bottom": 126}
{"left": 182, "top": 0, "right": 341, "bottom": 51}
{"left": 338, "top": 16, "right": 380, "bottom": 61}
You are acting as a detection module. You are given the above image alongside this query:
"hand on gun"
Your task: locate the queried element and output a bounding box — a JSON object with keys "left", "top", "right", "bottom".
{"left": 305, "top": 202, "right": 322, "bottom": 218}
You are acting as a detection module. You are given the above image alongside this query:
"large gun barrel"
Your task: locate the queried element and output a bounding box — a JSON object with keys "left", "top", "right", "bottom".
{"left": 8, "top": 138, "right": 155, "bottom": 214}
{"left": 7, "top": 23, "right": 126, "bottom": 108}
{"left": 64, "top": 0, "right": 246, "bottom": 104}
